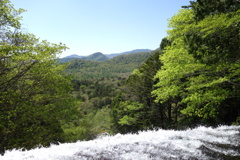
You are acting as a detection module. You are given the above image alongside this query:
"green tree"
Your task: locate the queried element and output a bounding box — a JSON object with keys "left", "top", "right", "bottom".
{"left": 152, "top": 5, "right": 240, "bottom": 125}
{"left": 182, "top": 3, "right": 240, "bottom": 123}
{"left": 185, "top": 0, "right": 240, "bottom": 21}
{"left": 0, "top": 0, "right": 78, "bottom": 154}
{"left": 111, "top": 99, "right": 150, "bottom": 134}
{"left": 111, "top": 46, "right": 173, "bottom": 133}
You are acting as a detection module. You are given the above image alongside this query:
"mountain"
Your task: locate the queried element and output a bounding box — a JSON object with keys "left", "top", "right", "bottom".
{"left": 65, "top": 51, "right": 154, "bottom": 80}
{"left": 64, "top": 54, "right": 84, "bottom": 59}
{"left": 84, "top": 52, "right": 109, "bottom": 61}
{"left": 59, "top": 52, "right": 108, "bottom": 63}
{"left": 59, "top": 49, "right": 152, "bottom": 63}
{"left": 106, "top": 49, "right": 152, "bottom": 58}
{"left": 58, "top": 54, "right": 85, "bottom": 63}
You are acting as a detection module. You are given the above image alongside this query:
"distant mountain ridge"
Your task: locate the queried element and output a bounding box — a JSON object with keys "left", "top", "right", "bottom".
{"left": 85, "top": 52, "right": 108, "bottom": 61}
{"left": 59, "top": 49, "right": 152, "bottom": 63}
{"left": 63, "top": 54, "right": 84, "bottom": 59}
{"left": 65, "top": 50, "right": 154, "bottom": 80}
{"left": 106, "top": 49, "right": 152, "bottom": 58}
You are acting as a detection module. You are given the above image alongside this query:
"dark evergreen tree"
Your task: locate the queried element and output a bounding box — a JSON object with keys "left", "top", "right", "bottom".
{"left": 110, "top": 39, "right": 174, "bottom": 133}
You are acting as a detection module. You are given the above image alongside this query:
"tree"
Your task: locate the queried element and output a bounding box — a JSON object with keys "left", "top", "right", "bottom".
{"left": 111, "top": 45, "right": 175, "bottom": 133}
{"left": 0, "top": 0, "right": 78, "bottom": 154}
{"left": 152, "top": 5, "right": 240, "bottom": 125}
{"left": 185, "top": 0, "right": 240, "bottom": 21}
{"left": 182, "top": 3, "right": 240, "bottom": 123}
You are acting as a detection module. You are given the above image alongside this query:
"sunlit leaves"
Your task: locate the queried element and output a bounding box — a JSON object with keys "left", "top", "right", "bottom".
{"left": 118, "top": 101, "right": 145, "bottom": 126}
{"left": 152, "top": 6, "right": 240, "bottom": 122}
{"left": 0, "top": 0, "right": 78, "bottom": 154}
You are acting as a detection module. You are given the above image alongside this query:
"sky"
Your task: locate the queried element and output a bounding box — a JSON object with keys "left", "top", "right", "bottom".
{"left": 10, "top": 0, "right": 191, "bottom": 57}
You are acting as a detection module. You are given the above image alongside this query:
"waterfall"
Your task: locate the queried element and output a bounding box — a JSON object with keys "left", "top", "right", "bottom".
{"left": 1, "top": 125, "right": 240, "bottom": 160}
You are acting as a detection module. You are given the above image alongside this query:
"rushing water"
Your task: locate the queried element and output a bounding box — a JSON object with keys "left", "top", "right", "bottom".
{"left": 1, "top": 125, "right": 240, "bottom": 160}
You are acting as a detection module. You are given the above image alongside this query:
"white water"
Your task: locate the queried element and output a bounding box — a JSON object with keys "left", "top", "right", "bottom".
{"left": 1, "top": 125, "right": 240, "bottom": 160}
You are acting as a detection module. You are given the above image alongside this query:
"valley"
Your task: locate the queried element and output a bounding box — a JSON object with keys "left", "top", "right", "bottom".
{"left": 1, "top": 0, "right": 240, "bottom": 158}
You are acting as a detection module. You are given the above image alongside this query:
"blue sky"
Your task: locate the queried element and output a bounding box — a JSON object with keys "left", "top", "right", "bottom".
{"left": 11, "top": 0, "right": 191, "bottom": 57}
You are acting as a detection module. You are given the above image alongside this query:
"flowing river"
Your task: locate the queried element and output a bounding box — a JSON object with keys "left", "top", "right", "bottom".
{"left": 1, "top": 125, "right": 240, "bottom": 160}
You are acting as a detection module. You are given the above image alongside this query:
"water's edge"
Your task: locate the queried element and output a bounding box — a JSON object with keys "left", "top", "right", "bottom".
{"left": 2, "top": 125, "right": 240, "bottom": 160}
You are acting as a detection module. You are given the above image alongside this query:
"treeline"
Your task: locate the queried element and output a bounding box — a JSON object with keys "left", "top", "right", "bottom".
{"left": 0, "top": 0, "right": 81, "bottom": 155}
{"left": 60, "top": 50, "right": 154, "bottom": 140}
{"left": 65, "top": 51, "right": 153, "bottom": 80}
{"left": 64, "top": 51, "right": 153, "bottom": 140}
{"left": 1, "top": 0, "right": 240, "bottom": 155}
{"left": 111, "top": 0, "right": 240, "bottom": 133}
{"left": 0, "top": 0, "right": 153, "bottom": 154}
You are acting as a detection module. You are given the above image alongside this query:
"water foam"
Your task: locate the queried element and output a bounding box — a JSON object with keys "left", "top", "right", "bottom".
{"left": 1, "top": 125, "right": 240, "bottom": 160}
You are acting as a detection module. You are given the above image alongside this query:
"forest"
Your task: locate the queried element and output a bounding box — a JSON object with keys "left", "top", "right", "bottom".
{"left": 0, "top": 0, "right": 239, "bottom": 155}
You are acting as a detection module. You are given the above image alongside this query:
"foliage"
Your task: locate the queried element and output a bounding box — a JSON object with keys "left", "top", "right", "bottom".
{"left": 111, "top": 1, "right": 240, "bottom": 133}
{"left": 111, "top": 48, "right": 168, "bottom": 133}
{"left": 63, "top": 50, "right": 154, "bottom": 137}
{"left": 2, "top": 0, "right": 240, "bottom": 151}
{"left": 186, "top": 0, "right": 240, "bottom": 21}
{"left": 116, "top": 101, "right": 148, "bottom": 132}
{"left": 62, "top": 118, "right": 94, "bottom": 142}
{"left": 85, "top": 52, "right": 109, "bottom": 61}
{"left": 65, "top": 51, "right": 153, "bottom": 80}
{"left": 0, "top": 0, "right": 79, "bottom": 155}
{"left": 90, "top": 107, "right": 112, "bottom": 135}
{"left": 153, "top": 5, "right": 240, "bottom": 124}
{"left": 58, "top": 52, "right": 109, "bottom": 63}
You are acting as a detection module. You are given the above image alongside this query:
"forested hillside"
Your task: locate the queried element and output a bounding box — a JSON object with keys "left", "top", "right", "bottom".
{"left": 106, "top": 49, "right": 152, "bottom": 58}
{"left": 58, "top": 49, "right": 152, "bottom": 63}
{"left": 65, "top": 51, "right": 153, "bottom": 79}
{"left": 111, "top": 0, "right": 240, "bottom": 133}
{"left": 58, "top": 52, "right": 108, "bottom": 63}
{"left": 61, "top": 51, "right": 154, "bottom": 140}
{"left": 1, "top": 0, "right": 239, "bottom": 156}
